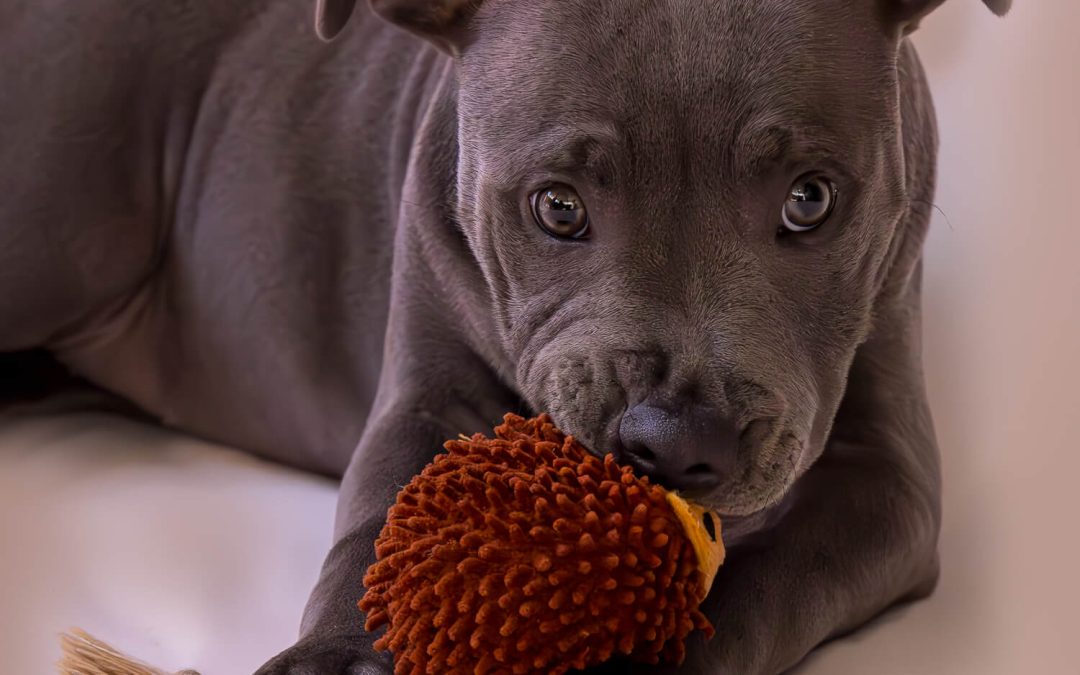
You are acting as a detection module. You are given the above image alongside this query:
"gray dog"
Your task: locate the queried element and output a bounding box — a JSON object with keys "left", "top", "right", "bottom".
{"left": 0, "top": 0, "right": 1009, "bottom": 672}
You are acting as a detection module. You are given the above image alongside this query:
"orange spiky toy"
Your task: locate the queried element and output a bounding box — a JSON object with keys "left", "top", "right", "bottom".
{"left": 359, "top": 414, "right": 725, "bottom": 675}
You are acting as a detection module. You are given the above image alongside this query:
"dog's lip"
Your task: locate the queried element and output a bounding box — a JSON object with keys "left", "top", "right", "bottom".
{"left": 716, "top": 496, "right": 794, "bottom": 544}
{"left": 717, "top": 506, "right": 769, "bottom": 526}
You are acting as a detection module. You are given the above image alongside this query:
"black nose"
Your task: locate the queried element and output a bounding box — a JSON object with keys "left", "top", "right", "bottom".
{"left": 618, "top": 400, "right": 739, "bottom": 496}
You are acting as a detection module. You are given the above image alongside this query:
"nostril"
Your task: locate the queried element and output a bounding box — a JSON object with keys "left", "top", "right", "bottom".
{"left": 684, "top": 463, "right": 714, "bottom": 476}
{"left": 631, "top": 445, "right": 656, "bottom": 462}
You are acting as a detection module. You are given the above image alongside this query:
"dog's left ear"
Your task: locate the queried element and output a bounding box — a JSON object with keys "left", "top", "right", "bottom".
{"left": 885, "top": 0, "right": 1011, "bottom": 32}
{"left": 369, "top": 0, "right": 484, "bottom": 55}
{"left": 314, "top": 0, "right": 358, "bottom": 41}
{"left": 315, "top": 0, "right": 485, "bottom": 53}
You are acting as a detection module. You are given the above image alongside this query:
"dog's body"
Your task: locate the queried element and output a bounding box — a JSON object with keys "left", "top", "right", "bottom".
{"left": 1, "top": 0, "right": 427, "bottom": 476}
{"left": 0, "top": 0, "right": 1009, "bottom": 672}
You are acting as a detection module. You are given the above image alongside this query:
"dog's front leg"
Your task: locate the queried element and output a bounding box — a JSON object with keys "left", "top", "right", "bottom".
{"left": 691, "top": 452, "right": 939, "bottom": 674}
{"left": 256, "top": 385, "right": 515, "bottom": 674}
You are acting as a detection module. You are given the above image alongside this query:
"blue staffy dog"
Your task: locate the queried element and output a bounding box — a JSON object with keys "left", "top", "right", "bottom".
{"left": 0, "top": 0, "right": 1009, "bottom": 672}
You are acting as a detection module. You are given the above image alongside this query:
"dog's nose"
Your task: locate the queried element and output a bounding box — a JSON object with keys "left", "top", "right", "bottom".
{"left": 618, "top": 400, "right": 739, "bottom": 496}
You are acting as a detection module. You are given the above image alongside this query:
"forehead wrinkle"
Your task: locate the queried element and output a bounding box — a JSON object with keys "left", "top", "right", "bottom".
{"left": 534, "top": 122, "right": 621, "bottom": 177}
{"left": 475, "top": 121, "right": 623, "bottom": 189}
{"left": 732, "top": 112, "right": 849, "bottom": 178}
{"left": 732, "top": 121, "right": 791, "bottom": 178}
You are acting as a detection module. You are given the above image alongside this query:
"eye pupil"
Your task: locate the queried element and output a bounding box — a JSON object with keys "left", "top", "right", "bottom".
{"left": 533, "top": 185, "right": 590, "bottom": 239}
{"left": 781, "top": 174, "right": 836, "bottom": 233}
{"left": 547, "top": 193, "right": 575, "bottom": 210}
{"left": 791, "top": 180, "right": 824, "bottom": 203}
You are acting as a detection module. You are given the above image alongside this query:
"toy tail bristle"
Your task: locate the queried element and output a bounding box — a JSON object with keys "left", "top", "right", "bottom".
{"left": 57, "top": 629, "right": 200, "bottom": 675}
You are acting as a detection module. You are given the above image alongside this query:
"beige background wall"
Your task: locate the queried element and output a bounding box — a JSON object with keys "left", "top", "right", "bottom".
{"left": 800, "top": 0, "right": 1080, "bottom": 671}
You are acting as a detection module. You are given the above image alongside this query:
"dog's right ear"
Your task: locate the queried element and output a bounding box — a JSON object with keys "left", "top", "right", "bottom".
{"left": 883, "top": 0, "right": 1011, "bottom": 33}
{"left": 314, "top": 0, "right": 358, "bottom": 41}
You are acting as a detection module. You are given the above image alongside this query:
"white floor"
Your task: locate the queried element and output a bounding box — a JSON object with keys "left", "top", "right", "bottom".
{"left": 2, "top": 2, "right": 1078, "bottom": 674}
{"left": 0, "top": 411, "right": 337, "bottom": 674}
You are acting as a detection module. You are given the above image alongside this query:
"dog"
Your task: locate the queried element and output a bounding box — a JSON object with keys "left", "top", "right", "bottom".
{"left": 0, "top": 0, "right": 1010, "bottom": 672}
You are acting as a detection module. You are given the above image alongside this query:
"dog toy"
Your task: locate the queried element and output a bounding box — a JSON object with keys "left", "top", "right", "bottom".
{"left": 359, "top": 413, "right": 725, "bottom": 675}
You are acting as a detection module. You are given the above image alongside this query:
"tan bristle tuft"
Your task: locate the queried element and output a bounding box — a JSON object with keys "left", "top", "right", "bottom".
{"left": 57, "top": 629, "right": 199, "bottom": 675}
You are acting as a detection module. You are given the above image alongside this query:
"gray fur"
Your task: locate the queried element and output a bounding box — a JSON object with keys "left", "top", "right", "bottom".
{"left": 0, "top": 0, "right": 1007, "bottom": 672}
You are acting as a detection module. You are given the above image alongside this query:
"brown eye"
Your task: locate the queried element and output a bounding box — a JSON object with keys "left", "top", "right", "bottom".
{"left": 532, "top": 184, "right": 590, "bottom": 239}
{"left": 781, "top": 174, "right": 836, "bottom": 233}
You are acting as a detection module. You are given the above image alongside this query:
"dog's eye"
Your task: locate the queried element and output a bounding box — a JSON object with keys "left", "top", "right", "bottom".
{"left": 780, "top": 174, "right": 836, "bottom": 233}
{"left": 532, "top": 185, "right": 590, "bottom": 240}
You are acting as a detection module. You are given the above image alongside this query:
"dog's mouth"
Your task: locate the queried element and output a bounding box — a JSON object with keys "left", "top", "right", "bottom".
{"left": 547, "top": 401, "right": 801, "bottom": 550}
{"left": 572, "top": 409, "right": 807, "bottom": 519}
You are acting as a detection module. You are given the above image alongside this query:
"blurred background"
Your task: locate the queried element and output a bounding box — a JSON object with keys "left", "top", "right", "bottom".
{"left": 1, "top": 0, "right": 1078, "bottom": 673}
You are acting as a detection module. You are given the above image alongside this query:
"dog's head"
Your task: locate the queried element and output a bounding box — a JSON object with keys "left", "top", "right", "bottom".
{"left": 319, "top": 0, "right": 1008, "bottom": 516}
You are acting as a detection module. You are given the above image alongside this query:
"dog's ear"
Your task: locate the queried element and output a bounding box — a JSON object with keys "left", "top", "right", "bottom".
{"left": 885, "top": 0, "right": 1011, "bottom": 32}
{"left": 314, "top": 0, "right": 358, "bottom": 41}
{"left": 368, "top": 0, "right": 484, "bottom": 54}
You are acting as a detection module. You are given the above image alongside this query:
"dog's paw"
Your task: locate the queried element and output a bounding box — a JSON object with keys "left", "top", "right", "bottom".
{"left": 254, "top": 634, "right": 392, "bottom": 675}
